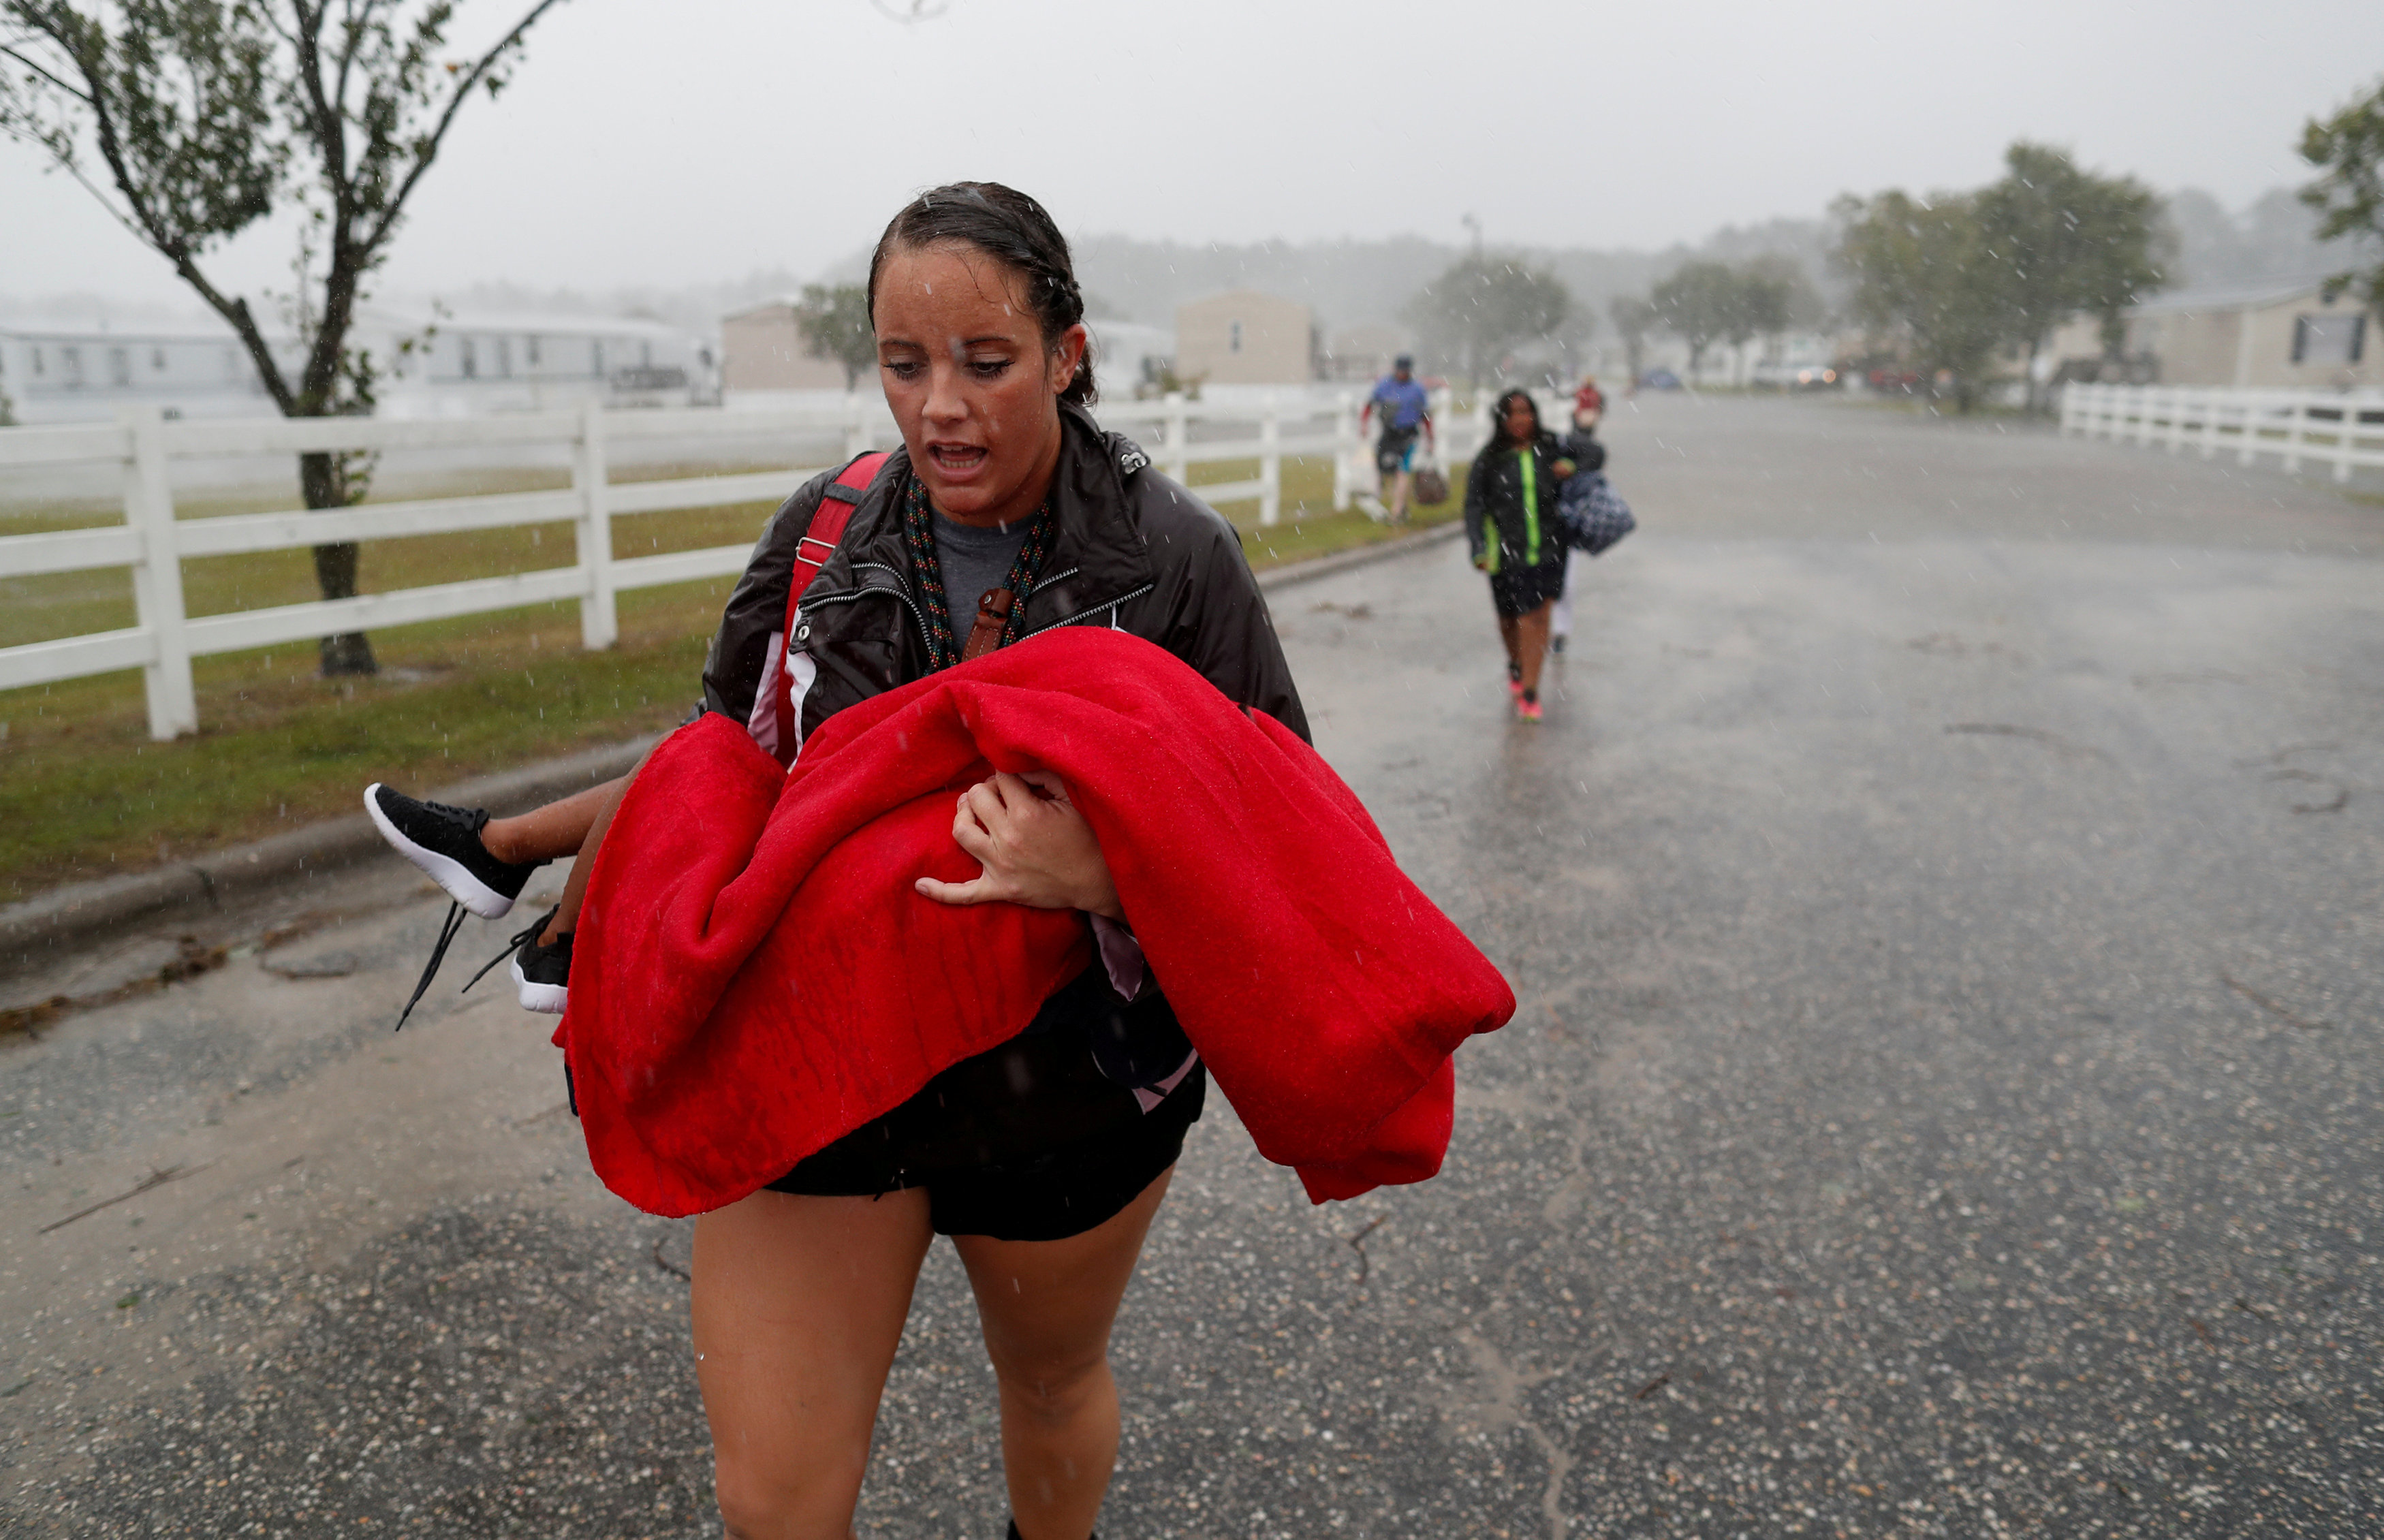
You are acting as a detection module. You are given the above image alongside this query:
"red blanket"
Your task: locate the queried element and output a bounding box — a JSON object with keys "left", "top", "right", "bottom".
{"left": 561, "top": 627, "right": 1513, "bottom": 1216}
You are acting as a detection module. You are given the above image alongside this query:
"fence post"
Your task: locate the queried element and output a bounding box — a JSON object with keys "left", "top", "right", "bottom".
{"left": 1258, "top": 391, "right": 1282, "bottom": 527}
{"left": 1331, "top": 392, "right": 1355, "bottom": 512}
{"left": 2200, "top": 388, "right": 2223, "bottom": 459}
{"left": 121, "top": 405, "right": 197, "bottom": 740}
{"left": 574, "top": 398, "right": 618, "bottom": 650}
{"left": 2239, "top": 392, "right": 2261, "bottom": 467}
{"left": 1163, "top": 392, "right": 1188, "bottom": 484}
{"left": 2283, "top": 395, "right": 2306, "bottom": 474}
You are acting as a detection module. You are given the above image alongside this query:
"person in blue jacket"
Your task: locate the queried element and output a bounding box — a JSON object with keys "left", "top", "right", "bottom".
{"left": 1360, "top": 354, "right": 1434, "bottom": 522}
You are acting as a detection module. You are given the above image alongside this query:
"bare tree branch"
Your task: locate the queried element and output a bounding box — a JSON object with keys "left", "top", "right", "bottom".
{"left": 361, "top": 0, "right": 561, "bottom": 253}
{"left": 0, "top": 37, "right": 95, "bottom": 104}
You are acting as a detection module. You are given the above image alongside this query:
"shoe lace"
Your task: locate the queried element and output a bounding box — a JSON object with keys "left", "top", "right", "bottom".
{"left": 393, "top": 904, "right": 550, "bottom": 1031}
{"left": 460, "top": 907, "right": 559, "bottom": 994}
{"left": 394, "top": 900, "right": 469, "bottom": 1031}
{"left": 419, "top": 798, "right": 488, "bottom": 830}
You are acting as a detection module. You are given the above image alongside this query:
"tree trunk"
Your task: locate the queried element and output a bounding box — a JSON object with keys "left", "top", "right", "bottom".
{"left": 300, "top": 449, "right": 377, "bottom": 676}
{"left": 2024, "top": 334, "right": 2044, "bottom": 416}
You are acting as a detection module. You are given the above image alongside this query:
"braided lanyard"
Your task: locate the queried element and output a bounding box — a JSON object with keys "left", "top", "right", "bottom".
{"left": 898, "top": 472, "right": 1056, "bottom": 671}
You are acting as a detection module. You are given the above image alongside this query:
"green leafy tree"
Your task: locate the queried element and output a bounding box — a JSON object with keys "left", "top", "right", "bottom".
{"left": 2300, "top": 75, "right": 2384, "bottom": 330}
{"left": 1403, "top": 255, "right": 1570, "bottom": 388}
{"left": 1650, "top": 258, "right": 1821, "bottom": 380}
{"left": 796, "top": 282, "right": 876, "bottom": 391}
{"left": 1607, "top": 294, "right": 1658, "bottom": 384}
{"left": 0, "top": 0, "right": 569, "bottom": 676}
{"left": 1833, "top": 189, "right": 2010, "bottom": 412}
{"left": 1722, "top": 264, "right": 1799, "bottom": 367}
{"left": 1742, "top": 253, "right": 1826, "bottom": 342}
{"left": 1648, "top": 260, "right": 1740, "bottom": 375}
{"left": 1975, "top": 142, "right": 2167, "bottom": 411}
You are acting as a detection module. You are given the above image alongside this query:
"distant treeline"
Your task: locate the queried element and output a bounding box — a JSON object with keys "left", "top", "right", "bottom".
{"left": 219, "top": 180, "right": 2357, "bottom": 345}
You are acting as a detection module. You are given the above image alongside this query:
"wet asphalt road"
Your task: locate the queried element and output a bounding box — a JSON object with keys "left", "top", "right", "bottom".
{"left": 4, "top": 395, "right": 2381, "bottom": 1537}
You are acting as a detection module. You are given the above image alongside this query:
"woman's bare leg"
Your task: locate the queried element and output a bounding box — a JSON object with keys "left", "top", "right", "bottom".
{"left": 953, "top": 1168, "right": 1176, "bottom": 1540}
{"left": 1516, "top": 601, "right": 1554, "bottom": 698}
{"left": 693, "top": 1187, "right": 936, "bottom": 1540}
{"left": 476, "top": 779, "right": 616, "bottom": 865}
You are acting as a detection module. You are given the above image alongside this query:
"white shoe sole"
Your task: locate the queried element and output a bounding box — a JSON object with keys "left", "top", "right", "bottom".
{"left": 364, "top": 784, "right": 516, "bottom": 920}
{"left": 512, "top": 953, "right": 568, "bottom": 1014}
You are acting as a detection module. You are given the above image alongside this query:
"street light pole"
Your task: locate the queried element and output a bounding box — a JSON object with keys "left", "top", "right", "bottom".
{"left": 1460, "top": 213, "right": 1483, "bottom": 388}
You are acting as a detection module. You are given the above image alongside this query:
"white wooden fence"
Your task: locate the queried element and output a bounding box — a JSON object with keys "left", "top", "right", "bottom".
{"left": 1, "top": 388, "right": 1485, "bottom": 739}
{"left": 2060, "top": 382, "right": 2384, "bottom": 482}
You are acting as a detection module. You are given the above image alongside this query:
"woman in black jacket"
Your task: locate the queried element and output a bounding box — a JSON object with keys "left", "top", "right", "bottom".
{"left": 1464, "top": 388, "right": 1571, "bottom": 721}
{"left": 363, "top": 183, "right": 1303, "bottom": 1540}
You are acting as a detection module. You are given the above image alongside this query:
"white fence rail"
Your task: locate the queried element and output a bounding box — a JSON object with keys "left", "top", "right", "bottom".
{"left": 2060, "top": 382, "right": 2384, "bottom": 482}
{"left": 1, "top": 388, "right": 1487, "bottom": 739}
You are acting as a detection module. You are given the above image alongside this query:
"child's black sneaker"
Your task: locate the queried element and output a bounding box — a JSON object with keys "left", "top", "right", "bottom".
{"left": 365, "top": 783, "right": 542, "bottom": 919}
{"left": 512, "top": 922, "right": 573, "bottom": 1015}
{"left": 456, "top": 906, "right": 572, "bottom": 1016}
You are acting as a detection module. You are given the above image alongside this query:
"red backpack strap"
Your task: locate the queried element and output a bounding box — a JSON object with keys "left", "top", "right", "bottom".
{"left": 772, "top": 450, "right": 890, "bottom": 761}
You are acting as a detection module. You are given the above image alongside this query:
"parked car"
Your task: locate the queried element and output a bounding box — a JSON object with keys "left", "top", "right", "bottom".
{"left": 1637, "top": 368, "right": 1682, "bottom": 391}
{"left": 1749, "top": 362, "right": 1841, "bottom": 391}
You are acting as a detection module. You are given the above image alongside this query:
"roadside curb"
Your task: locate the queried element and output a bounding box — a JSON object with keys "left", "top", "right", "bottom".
{"left": 1254, "top": 519, "right": 1462, "bottom": 592}
{"left": 1, "top": 521, "right": 1461, "bottom": 967}
{"left": 0, "top": 736, "right": 654, "bottom": 972}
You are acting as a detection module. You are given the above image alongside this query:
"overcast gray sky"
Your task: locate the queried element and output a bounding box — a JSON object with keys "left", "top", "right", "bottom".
{"left": 7, "top": 0, "right": 2384, "bottom": 308}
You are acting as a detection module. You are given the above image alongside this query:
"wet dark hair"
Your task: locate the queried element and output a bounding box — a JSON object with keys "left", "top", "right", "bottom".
{"left": 866, "top": 182, "right": 1095, "bottom": 407}
{"left": 1491, "top": 388, "right": 1541, "bottom": 445}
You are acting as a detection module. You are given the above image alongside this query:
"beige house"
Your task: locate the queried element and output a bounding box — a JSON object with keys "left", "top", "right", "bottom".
{"left": 2048, "top": 281, "right": 2377, "bottom": 390}
{"left": 1173, "top": 289, "right": 1316, "bottom": 386}
{"left": 1320, "top": 322, "right": 1411, "bottom": 383}
{"left": 722, "top": 298, "right": 853, "bottom": 392}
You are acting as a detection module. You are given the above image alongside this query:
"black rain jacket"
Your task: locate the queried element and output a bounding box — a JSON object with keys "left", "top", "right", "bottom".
{"left": 1465, "top": 429, "right": 1569, "bottom": 575}
{"left": 702, "top": 400, "right": 1308, "bottom": 749}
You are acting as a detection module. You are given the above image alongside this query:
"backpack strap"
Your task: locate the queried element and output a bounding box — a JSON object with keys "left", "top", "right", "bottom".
{"left": 772, "top": 450, "right": 890, "bottom": 761}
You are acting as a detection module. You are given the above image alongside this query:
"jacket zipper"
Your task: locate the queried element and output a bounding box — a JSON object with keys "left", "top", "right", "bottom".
{"left": 1024, "top": 582, "right": 1155, "bottom": 638}
{"left": 801, "top": 575, "right": 935, "bottom": 659}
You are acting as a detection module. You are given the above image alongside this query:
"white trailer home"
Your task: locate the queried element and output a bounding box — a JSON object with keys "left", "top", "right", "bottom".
{"left": 0, "top": 307, "right": 717, "bottom": 426}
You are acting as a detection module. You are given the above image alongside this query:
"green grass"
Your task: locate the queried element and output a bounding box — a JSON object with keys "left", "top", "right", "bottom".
{"left": 0, "top": 454, "right": 1466, "bottom": 905}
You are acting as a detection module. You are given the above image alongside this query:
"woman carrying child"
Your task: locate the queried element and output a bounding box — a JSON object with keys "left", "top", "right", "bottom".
{"left": 364, "top": 182, "right": 1304, "bottom": 1540}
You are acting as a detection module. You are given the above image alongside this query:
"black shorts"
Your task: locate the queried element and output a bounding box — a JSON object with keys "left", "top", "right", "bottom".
{"left": 766, "top": 1026, "right": 1206, "bottom": 1242}
{"left": 1375, "top": 428, "right": 1420, "bottom": 475}
{"left": 1488, "top": 556, "right": 1567, "bottom": 618}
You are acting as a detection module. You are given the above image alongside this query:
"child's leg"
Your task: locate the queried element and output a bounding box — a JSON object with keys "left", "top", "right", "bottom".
{"left": 482, "top": 779, "right": 619, "bottom": 865}
{"left": 1516, "top": 602, "right": 1554, "bottom": 698}
{"left": 537, "top": 744, "right": 656, "bottom": 944}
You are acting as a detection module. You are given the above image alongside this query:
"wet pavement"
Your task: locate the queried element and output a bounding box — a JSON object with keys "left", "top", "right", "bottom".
{"left": 4, "top": 394, "right": 2381, "bottom": 1537}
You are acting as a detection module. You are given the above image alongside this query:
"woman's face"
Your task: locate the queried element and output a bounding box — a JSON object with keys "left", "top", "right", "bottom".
{"left": 1502, "top": 398, "right": 1537, "bottom": 444}
{"left": 873, "top": 243, "right": 1087, "bottom": 529}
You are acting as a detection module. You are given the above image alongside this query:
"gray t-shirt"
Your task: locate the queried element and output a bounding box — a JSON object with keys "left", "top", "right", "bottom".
{"left": 932, "top": 509, "right": 1033, "bottom": 631}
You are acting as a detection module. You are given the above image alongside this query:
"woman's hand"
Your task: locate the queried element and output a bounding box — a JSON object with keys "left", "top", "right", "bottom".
{"left": 915, "top": 770, "right": 1123, "bottom": 919}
